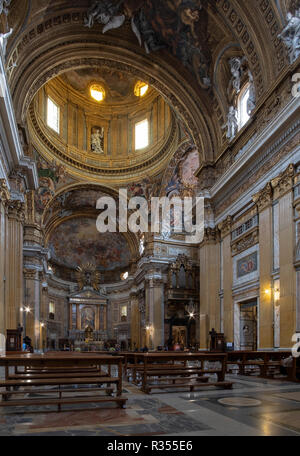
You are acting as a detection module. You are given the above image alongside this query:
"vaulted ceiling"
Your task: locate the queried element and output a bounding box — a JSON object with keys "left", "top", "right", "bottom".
{"left": 5, "top": 0, "right": 293, "bottom": 168}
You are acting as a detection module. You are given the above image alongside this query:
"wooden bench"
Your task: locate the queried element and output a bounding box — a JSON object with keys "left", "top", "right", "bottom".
{"left": 227, "top": 351, "right": 291, "bottom": 378}
{"left": 0, "top": 353, "right": 127, "bottom": 411}
{"left": 129, "top": 353, "right": 233, "bottom": 394}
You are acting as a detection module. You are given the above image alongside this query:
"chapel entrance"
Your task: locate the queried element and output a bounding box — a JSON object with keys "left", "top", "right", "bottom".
{"left": 240, "top": 300, "right": 257, "bottom": 351}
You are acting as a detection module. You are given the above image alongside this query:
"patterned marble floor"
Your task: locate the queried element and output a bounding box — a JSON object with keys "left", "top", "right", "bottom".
{"left": 1, "top": 367, "right": 300, "bottom": 436}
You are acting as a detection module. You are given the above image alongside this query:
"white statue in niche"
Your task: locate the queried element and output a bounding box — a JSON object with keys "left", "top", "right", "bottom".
{"left": 91, "top": 127, "right": 104, "bottom": 154}
{"left": 278, "top": 10, "right": 300, "bottom": 63}
{"left": 222, "top": 106, "right": 238, "bottom": 142}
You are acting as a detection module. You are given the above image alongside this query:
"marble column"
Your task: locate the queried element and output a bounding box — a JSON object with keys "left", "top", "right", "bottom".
{"left": 130, "top": 292, "right": 140, "bottom": 348}
{"left": 5, "top": 200, "right": 25, "bottom": 331}
{"left": 0, "top": 180, "right": 9, "bottom": 336}
{"left": 145, "top": 276, "right": 164, "bottom": 349}
{"left": 23, "top": 269, "right": 41, "bottom": 348}
{"left": 199, "top": 228, "right": 220, "bottom": 349}
{"left": 218, "top": 217, "right": 233, "bottom": 343}
{"left": 272, "top": 165, "right": 295, "bottom": 347}
{"left": 253, "top": 183, "right": 274, "bottom": 349}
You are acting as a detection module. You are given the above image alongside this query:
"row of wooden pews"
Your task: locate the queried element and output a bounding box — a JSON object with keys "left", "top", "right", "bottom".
{"left": 123, "top": 352, "right": 233, "bottom": 394}
{"left": 0, "top": 353, "right": 127, "bottom": 411}
{"left": 226, "top": 351, "right": 293, "bottom": 379}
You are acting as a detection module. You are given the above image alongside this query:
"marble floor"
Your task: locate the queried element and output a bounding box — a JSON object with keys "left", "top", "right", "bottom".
{"left": 1, "top": 368, "right": 300, "bottom": 436}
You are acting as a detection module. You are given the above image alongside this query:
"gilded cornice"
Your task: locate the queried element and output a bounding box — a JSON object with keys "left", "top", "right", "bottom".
{"left": 252, "top": 182, "right": 273, "bottom": 212}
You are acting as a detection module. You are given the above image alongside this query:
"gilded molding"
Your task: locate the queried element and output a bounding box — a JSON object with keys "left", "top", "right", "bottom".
{"left": 231, "top": 228, "right": 259, "bottom": 256}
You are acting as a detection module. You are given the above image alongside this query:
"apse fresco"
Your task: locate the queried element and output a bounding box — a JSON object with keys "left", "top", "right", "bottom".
{"left": 48, "top": 217, "right": 131, "bottom": 271}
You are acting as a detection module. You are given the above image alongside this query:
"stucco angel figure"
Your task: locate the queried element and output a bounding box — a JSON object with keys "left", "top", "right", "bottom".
{"left": 278, "top": 10, "right": 300, "bottom": 63}
{"left": 228, "top": 56, "right": 246, "bottom": 94}
{"left": 0, "top": 27, "right": 12, "bottom": 56}
{"left": 0, "top": 0, "right": 11, "bottom": 16}
{"left": 91, "top": 127, "right": 104, "bottom": 154}
{"left": 222, "top": 106, "right": 238, "bottom": 142}
{"left": 85, "top": 0, "right": 125, "bottom": 33}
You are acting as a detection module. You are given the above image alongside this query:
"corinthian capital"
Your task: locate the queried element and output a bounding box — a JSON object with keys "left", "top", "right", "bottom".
{"left": 7, "top": 199, "right": 25, "bottom": 223}
{"left": 218, "top": 215, "right": 233, "bottom": 238}
{"left": 252, "top": 182, "right": 273, "bottom": 212}
{"left": 0, "top": 179, "right": 10, "bottom": 204}
{"left": 271, "top": 163, "right": 295, "bottom": 200}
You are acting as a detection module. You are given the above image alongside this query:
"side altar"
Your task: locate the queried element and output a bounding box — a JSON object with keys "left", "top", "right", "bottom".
{"left": 68, "top": 263, "right": 109, "bottom": 350}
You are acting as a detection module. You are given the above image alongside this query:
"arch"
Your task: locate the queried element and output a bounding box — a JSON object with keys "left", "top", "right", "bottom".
{"left": 9, "top": 28, "right": 218, "bottom": 165}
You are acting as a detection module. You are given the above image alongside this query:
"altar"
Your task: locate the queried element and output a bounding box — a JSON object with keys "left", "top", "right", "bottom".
{"left": 67, "top": 264, "right": 109, "bottom": 349}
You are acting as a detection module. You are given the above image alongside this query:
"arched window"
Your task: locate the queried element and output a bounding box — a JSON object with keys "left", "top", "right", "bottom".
{"left": 237, "top": 84, "right": 250, "bottom": 130}
{"left": 47, "top": 97, "right": 60, "bottom": 133}
{"left": 135, "top": 119, "right": 149, "bottom": 150}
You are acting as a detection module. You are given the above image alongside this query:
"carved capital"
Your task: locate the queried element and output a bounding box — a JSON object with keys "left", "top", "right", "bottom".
{"left": 7, "top": 200, "right": 25, "bottom": 223}
{"left": 0, "top": 179, "right": 10, "bottom": 205}
{"left": 218, "top": 216, "right": 233, "bottom": 238}
{"left": 271, "top": 163, "right": 295, "bottom": 200}
{"left": 252, "top": 182, "right": 273, "bottom": 212}
{"left": 200, "top": 227, "right": 219, "bottom": 245}
{"left": 23, "top": 268, "right": 38, "bottom": 280}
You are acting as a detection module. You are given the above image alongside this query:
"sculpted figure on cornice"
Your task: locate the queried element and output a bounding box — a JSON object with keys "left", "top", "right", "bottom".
{"left": 278, "top": 10, "right": 300, "bottom": 63}
{"left": 222, "top": 106, "right": 238, "bottom": 142}
{"left": 228, "top": 56, "right": 246, "bottom": 95}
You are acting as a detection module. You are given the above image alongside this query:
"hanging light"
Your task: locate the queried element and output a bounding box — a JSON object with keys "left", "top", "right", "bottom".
{"left": 90, "top": 84, "right": 106, "bottom": 102}
{"left": 134, "top": 81, "right": 149, "bottom": 98}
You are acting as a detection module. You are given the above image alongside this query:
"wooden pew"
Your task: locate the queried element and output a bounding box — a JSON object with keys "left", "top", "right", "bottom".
{"left": 128, "top": 353, "right": 233, "bottom": 394}
{"left": 0, "top": 353, "right": 127, "bottom": 411}
{"left": 227, "top": 351, "right": 291, "bottom": 378}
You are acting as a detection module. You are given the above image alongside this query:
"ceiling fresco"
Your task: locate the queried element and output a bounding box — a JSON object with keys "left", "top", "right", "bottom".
{"left": 48, "top": 216, "right": 131, "bottom": 271}
{"left": 60, "top": 67, "right": 140, "bottom": 103}
{"left": 85, "top": 0, "right": 211, "bottom": 89}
